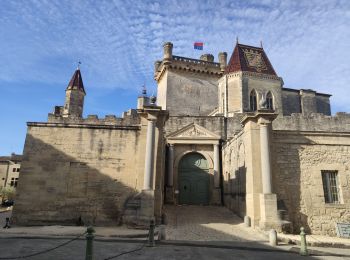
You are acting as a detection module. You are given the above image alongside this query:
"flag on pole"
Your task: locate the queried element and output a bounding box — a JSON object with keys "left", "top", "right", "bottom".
{"left": 194, "top": 42, "right": 204, "bottom": 50}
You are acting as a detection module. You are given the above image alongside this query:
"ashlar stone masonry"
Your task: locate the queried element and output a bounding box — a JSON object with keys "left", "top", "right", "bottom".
{"left": 13, "top": 41, "right": 350, "bottom": 236}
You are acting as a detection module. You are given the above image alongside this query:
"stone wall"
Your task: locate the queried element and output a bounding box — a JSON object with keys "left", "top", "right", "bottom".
{"left": 242, "top": 74, "right": 283, "bottom": 114}
{"left": 282, "top": 89, "right": 301, "bottom": 115}
{"left": 158, "top": 70, "right": 220, "bottom": 116}
{"left": 273, "top": 113, "right": 350, "bottom": 132}
{"left": 316, "top": 95, "right": 331, "bottom": 115}
{"left": 12, "top": 122, "right": 146, "bottom": 226}
{"left": 0, "top": 163, "right": 8, "bottom": 188}
{"left": 281, "top": 89, "right": 331, "bottom": 116}
{"left": 272, "top": 131, "right": 350, "bottom": 235}
{"left": 218, "top": 72, "right": 283, "bottom": 115}
{"left": 222, "top": 133, "right": 247, "bottom": 218}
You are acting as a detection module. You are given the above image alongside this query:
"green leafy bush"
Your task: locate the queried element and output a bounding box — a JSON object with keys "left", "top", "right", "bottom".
{"left": 0, "top": 186, "right": 16, "bottom": 201}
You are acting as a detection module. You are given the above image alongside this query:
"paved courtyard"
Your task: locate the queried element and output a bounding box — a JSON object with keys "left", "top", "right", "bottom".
{"left": 164, "top": 205, "right": 267, "bottom": 242}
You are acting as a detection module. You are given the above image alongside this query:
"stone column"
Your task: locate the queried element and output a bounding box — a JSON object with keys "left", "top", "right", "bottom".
{"left": 167, "top": 144, "right": 174, "bottom": 187}
{"left": 212, "top": 143, "right": 221, "bottom": 204}
{"left": 258, "top": 118, "right": 279, "bottom": 230}
{"left": 213, "top": 144, "right": 220, "bottom": 188}
{"left": 259, "top": 123, "right": 272, "bottom": 194}
{"left": 143, "top": 119, "right": 156, "bottom": 190}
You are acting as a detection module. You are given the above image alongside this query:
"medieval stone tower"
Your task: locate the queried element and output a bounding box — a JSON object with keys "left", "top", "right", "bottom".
{"left": 62, "top": 68, "right": 86, "bottom": 118}
{"left": 218, "top": 43, "right": 284, "bottom": 116}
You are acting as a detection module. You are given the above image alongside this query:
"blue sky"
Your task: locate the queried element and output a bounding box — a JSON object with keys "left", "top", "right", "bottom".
{"left": 0, "top": 0, "right": 350, "bottom": 155}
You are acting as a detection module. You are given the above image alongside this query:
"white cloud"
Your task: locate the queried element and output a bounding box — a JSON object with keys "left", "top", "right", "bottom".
{"left": 0, "top": 0, "right": 349, "bottom": 111}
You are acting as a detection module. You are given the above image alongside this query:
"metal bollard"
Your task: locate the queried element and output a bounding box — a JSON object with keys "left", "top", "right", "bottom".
{"left": 300, "top": 227, "right": 308, "bottom": 256}
{"left": 85, "top": 226, "right": 95, "bottom": 260}
{"left": 244, "top": 216, "right": 251, "bottom": 227}
{"left": 269, "top": 229, "right": 277, "bottom": 246}
{"left": 148, "top": 219, "right": 155, "bottom": 247}
{"left": 158, "top": 225, "right": 166, "bottom": 241}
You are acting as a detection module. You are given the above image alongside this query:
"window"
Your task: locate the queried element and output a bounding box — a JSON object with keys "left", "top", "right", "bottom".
{"left": 266, "top": 91, "right": 273, "bottom": 110}
{"left": 322, "top": 170, "right": 340, "bottom": 204}
{"left": 249, "top": 90, "right": 257, "bottom": 111}
{"left": 10, "top": 177, "right": 18, "bottom": 187}
{"left": 16, "top": 168, "right": 20, "bottom": 172}
{"left": 12, "top": 168, "right": 16, "bottom": 172}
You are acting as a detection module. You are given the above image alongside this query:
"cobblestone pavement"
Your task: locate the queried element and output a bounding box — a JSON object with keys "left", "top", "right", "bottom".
{"left": 164, "top": 205, "right": 267, "bottom": 242}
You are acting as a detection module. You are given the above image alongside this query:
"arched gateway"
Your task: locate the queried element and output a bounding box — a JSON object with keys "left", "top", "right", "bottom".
{"left": 178, "top": 152, "right": 209, "bottom": 205}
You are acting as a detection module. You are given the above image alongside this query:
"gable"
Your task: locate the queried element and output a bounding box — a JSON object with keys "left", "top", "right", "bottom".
{"left": 167, "top": 123, "right": 220, "bottom": 144}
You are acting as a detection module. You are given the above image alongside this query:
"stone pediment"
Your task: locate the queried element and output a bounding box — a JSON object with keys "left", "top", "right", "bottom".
{"left": 167, "top": 123, "right": 220, "bottom": 143}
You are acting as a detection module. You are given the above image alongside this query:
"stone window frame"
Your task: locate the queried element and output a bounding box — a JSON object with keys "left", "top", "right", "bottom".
{"left": 266, "top": 91, "right": 274, "bottom": 110}
{"left": 249, "top": 89, "right": 257, "bottom": 111}
{"left": 321, "top": 170, "right": 341, "bottom": 204}
{"left": 312, "top": 164, "right": 346, "bottom": 206}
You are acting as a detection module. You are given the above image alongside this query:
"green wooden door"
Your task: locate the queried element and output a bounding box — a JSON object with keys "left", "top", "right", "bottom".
{"left": 178, "top": 153, "right": 209, "bottom": 205}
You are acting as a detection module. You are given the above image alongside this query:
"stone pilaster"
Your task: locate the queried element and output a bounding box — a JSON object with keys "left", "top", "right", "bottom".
{"left": 143, "top": 119, "right": 156, "bottom": 190}
{"left": 259, "top": 123, "right": 272, "bottom": 194}
{"left": 165, "top": 144, "right": 175, "bottom": 203}
{"left": 241, "top": 111, "right": 280, "bottom": 230}
{"left": 212, "top": 143, "right": 222, "bottom": 204}
{"left": 257, "top": 114, "right": 280, "bottom": 230}
{"left": 214, "top": 143, "right": 220, "bottom": 188}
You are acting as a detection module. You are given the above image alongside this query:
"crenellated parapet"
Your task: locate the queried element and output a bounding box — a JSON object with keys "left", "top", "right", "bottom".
{"left": 154, "top": 42, "right": 225, "bottom": 82}
{"left": 48, "top": 109, "right": 140, "bottom": 126}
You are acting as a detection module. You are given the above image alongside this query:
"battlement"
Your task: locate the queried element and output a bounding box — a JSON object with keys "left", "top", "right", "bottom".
{"left": 273, "top": 112, "right": 350, "bottom": 132}
{"left": 47, "top": 109, "right": 140, "bottom": 126}
{"left": 154, "top": 42, "right": 226, "bottom": 81}
{"left": 172, "top": 55, "right": 220, "bottom": 67}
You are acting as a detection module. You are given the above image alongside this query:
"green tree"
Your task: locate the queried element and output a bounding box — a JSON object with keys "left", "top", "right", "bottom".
{"left": 0, "top": 186, "right": 16, "bottom": 202}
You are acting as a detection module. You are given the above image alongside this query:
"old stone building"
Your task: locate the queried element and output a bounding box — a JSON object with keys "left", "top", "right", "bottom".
{"left": 12, "top": 42, "right": 350, "bottom": 236}
{"left": 0, "top": 154, "right": 22, "bottom": 189}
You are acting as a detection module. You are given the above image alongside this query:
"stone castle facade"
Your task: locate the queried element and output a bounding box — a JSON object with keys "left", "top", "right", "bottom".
{"left": 12, "top": 42, "right": 350, "bottom": 236}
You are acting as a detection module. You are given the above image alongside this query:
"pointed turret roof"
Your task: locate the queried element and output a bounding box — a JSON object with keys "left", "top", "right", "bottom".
{"left": 66, "top": 68, "right": 86, "bottom": 94}
{"left": 225, "top": 43, "right": 277, "bottom": 76}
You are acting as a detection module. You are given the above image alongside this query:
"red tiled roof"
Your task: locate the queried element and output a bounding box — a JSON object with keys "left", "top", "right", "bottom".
{"left": 67, "top": 69, "right": 86, "bottom": 94}
{"left": 225, "top": 43, "right": 277, "bottom": 76}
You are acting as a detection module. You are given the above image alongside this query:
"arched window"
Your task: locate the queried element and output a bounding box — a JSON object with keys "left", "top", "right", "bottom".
{"left": 249, "top": 90, "right": 257, "bottom": 111}
{"left": 266, "top": 91, "right": 273, "bottom": 110}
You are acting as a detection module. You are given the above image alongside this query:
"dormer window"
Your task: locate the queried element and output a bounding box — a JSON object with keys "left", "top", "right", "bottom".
{"left": 249, "top": 90, "right": 257, "bottom": 111}
{"left": 266, "top": 91, "right": 273, "bottom": 110}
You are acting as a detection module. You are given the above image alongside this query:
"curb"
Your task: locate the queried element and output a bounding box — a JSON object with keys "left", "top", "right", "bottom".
{"left": 0, "top": 231, "right": 157, "bottom": 240}
{"left": 277, "top": 235, "right": 350, "bottom": 249}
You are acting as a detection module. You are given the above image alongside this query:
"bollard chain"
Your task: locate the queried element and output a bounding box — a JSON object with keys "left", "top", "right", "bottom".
{"left": 0, "top": 231, "right": 87, "bottom": 259}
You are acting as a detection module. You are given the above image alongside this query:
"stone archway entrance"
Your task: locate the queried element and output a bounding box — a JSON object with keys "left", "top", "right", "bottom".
{"left": 178, "top": 153, "right": 209, "bottom": 205}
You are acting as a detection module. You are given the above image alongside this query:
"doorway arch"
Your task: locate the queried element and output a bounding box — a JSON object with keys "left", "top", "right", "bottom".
{"left": 178, "top": 152, "right": 209, "bottom": 205}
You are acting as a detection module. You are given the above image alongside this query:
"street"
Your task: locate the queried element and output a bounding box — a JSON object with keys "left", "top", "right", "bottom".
{"left": 0, "top": 237, "right": 348, "bottom": 260}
